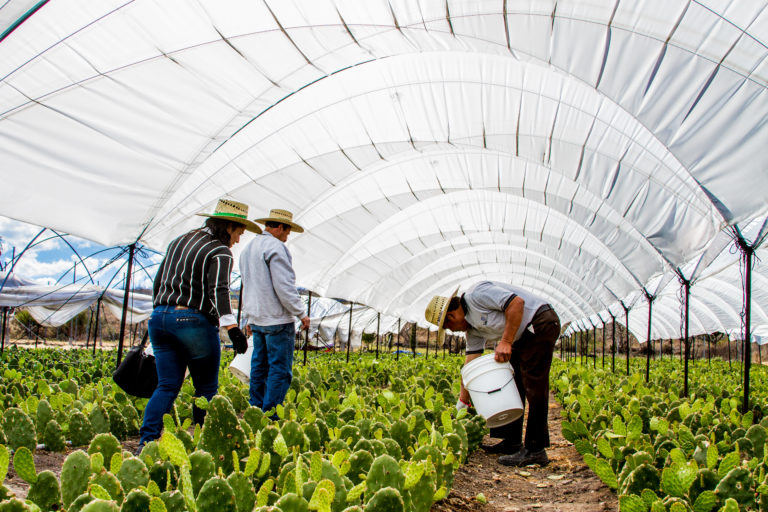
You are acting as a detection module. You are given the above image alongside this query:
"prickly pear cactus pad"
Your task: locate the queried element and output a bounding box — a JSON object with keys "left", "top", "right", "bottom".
{"left": 0, "top": 348, "right": 495, "bottom": 511}
{"left": 552, "top": 358, "right": 768, "bottom": 511}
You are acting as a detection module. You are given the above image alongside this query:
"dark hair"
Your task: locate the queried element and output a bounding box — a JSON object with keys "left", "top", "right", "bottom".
{"left": 203, "top": 217, "right": 242, "bottom": 246}
{"left": 265, "top": 220, "right": 291, "bottom": 230}
{"left": 447, "top": 296, "right": 462, "bottom": 312}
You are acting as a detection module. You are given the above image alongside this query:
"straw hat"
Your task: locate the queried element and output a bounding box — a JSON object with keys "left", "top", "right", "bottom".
{"left": 196, "top": 198, "right": 262, "bottom": 233}
{"left": 424, "top": 286, "right": 459, "bottom": 344}
{"left": 254, "top": 209, "right": 305, "bottom": 233}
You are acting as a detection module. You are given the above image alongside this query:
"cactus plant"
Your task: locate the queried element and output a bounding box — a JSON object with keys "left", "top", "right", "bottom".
{"left": 366, "top": 454, "right": 404, "bottom": 496}
{"left": 61, "top": 450, "right": 92, "bottom": 507}
{"left": 3, "top": 408, "right": 36, "bottom": 452}
{"left": 365, "top": 487, "right": 404, "bottom": 512}
{"left": 35, "top": 400, "right": 54, "bottom": 441}
{"left": 116, "top": 457, "right": 149, "bottom": 492}
{"left": 27, "top": 470, "right": 61, "bottom": 511}
{"left": 80, "top": 499, "right": 119, "bottom": 512}
{"left": 227, "top": 471, "right": 256, "bottom": 512}
{"left": 197, "top": 396, "right": 248, "bottom": 474}
{"left": 42, "top": 420, "right": 65, "bottom": 453}
{"left": 148, "top": 460, "right": 178, "bottom": 491}
{"left": 89, "top": 471, "right": 124, "bottom": 503}
{"left": 68, "top": 411, "right": 95, "bottom": 447}
{"left": 189, "top": 450, "right": 215, "bottom": 496}
{"left": 108, "top": 409, "right": 127, "bottom": 441}
{"left": 88, "top": 433, "right": 121, "bottom": 465}
{"left": 196, "top": 476, "right": 237, "bottom": 512}
{"left": 88, "top": 406, "right": 110, "bottom": 435}
{"left": 159, "top": 490, "right": 187, "bottom": 511}
{"left": 121, "top": 489, "right": 151, "bottom": 512}
{"left": 13, "top": 447, "right": 37, "bottom": 484}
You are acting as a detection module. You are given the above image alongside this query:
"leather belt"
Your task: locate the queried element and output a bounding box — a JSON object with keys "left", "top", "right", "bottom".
{"left": 174, "top": 305, "right": 190, "bottom": 310}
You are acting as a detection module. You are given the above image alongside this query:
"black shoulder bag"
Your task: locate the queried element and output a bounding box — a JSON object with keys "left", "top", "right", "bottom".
{"left": 112, "top": 330, "right": 158, "bottom": 398}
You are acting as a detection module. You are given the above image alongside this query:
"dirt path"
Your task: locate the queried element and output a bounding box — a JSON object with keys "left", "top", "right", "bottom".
{"left": 431, "top": 394, "right": 617, "bottom": 512}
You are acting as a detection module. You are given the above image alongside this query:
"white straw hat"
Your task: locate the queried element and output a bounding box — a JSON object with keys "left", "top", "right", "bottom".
{"left": 424, "top": 286, "right": 459, "bottom": 344}
{"left": 254, "top": 209, "right": 304, "bottom": 233}
{"left": 196, "top": 198, "right": 262, "bottom": 233}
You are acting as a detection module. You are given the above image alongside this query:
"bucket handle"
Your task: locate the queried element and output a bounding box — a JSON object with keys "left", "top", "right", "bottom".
{"left": 465, "top": 376, "right": 515, "bottom": 395}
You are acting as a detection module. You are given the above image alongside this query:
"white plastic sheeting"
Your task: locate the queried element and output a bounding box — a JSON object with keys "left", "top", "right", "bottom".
{"left": 1, "top": 0, "right": 767, "bottom": 334}
{"left": 0, "top": 272, "right": 152, "bottom": 327}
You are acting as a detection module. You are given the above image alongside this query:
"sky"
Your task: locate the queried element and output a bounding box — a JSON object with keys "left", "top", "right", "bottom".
{"left": 0, "top": 215, "right": 161, "bottom": 290}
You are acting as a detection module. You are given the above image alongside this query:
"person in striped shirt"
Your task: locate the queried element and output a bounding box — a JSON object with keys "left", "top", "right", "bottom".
{"left": 138, "top": 199, "right": 260, "bottom": 450}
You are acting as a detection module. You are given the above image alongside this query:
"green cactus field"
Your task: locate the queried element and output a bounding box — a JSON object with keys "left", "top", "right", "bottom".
{"left": 0, "top": 346, "right": 765, "bottom": 511}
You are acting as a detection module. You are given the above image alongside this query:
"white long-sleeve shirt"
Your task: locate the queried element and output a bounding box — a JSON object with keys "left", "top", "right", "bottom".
{"left": 239, "top": 232, "right": 306, "bottom": 326}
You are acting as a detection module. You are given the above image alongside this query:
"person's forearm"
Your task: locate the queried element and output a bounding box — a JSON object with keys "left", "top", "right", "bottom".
{"left": 501, "top": 296, "right": 525, "bottom": 345}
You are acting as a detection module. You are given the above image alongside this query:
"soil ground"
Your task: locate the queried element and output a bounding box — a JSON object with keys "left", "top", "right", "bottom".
{"left": 4, "top": 394, "right": 617, "bottom": 511}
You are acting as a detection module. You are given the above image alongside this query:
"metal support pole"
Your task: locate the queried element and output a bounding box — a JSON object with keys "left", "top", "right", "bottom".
{"left": 0, "top": 307, "right": 7, "bottom": 353}
{"left": 425, "top": 327, "right": 430, "bottom": 357}
{"left": 93, "top": 298, "right": 102, "bottom": 355}
{"left": 346, "top": 301, "right": 353, "bottom": 363}
{"left": 621, "top": 302, "right": 630, "bottom": 375}
{"left": 601, "top": 320, "right": 606, "bottom": 369}
{"left": 396, "top": 319, "right": 401, "bottom": 361}
{"left": 681, "top": 277, "right": 691, "bottom": 398}
{"left": 116, "top": 243, "right": 136, "bottom": 367}
{"left": 610, "top": 314, "right": 616, "bottom": 373}
{"left": 303, "top": 291, "right": 312, "bottom": 365}
{"left": 375, "top": 312, "right": 380, "bottom": 359}
{"left": 592, "top": 324, "right": 597, "bottom": 368}
{"left": 740, "top": 242, "right": 754, "bottom": 413}
{"left": 645, "top": 291, "right": 654, "bottom": 383}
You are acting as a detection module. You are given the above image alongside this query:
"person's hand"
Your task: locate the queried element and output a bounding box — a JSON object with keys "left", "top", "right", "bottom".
{"left": 228, "top": 326, "right": 248, "bottom": 354}
{"left": 495, "top": 339, "right": 512, "bottom": 363}
{"left": 456, "top": 396, "right": 471, "bottom": 411}
{"left": 245, "top": 324, "right": 252, "bottom": 337}
{"left": 300, "top": 316, "right": 310, "bottom": 331}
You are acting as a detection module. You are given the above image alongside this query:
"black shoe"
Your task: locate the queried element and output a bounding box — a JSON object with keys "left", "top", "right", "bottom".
{"left": 481, "top": 440, "right": 522, "bottom": 455}
{"left": 133, "top": 444, "right": 144, "bottom": 457}
{"left": 498, "top": 447, "right": 549, "bottom": 467}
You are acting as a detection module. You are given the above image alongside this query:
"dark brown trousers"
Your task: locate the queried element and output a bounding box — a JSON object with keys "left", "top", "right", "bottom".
{"left": 490, "top": 307, "right": 560, "bottom": 451}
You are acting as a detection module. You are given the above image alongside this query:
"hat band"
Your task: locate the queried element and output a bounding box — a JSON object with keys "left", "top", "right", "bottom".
{"left": 212, "top": 212, "right": 247, "bottom": 219}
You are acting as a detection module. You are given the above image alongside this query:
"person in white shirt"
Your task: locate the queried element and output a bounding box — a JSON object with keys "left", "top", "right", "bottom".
{"left": 239, "top": 209, "right": 310, "bottom": 418}
{"left": 425, "top": 281, "right": 560, "bottom": 466}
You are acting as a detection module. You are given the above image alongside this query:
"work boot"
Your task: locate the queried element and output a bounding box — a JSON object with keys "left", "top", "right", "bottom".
{"left": 480, "top": 440, "right": 522, "bottom": 455}
{"left": 498, "top": 447, "right": 549, "bottom": 467}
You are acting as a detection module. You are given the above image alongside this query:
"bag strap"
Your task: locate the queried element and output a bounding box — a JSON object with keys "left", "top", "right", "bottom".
{"left": 140, "top": 330, "right": 149, "bottom": 348}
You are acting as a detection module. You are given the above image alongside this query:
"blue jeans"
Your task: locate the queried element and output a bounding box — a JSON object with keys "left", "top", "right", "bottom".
{"left": 139, "top": 306, "right": 220, "bottom": 445}
{"left": 249, "top": 322, "right": 295, "bottom": 415}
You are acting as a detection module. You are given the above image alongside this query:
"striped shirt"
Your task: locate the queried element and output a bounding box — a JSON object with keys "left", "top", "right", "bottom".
{"left": 153, "top": 228, "right": 236, "bottom": 326}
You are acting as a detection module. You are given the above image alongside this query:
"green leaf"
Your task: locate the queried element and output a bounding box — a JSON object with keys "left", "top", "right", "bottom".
{"left": 661, "top": 467, "right": 684, "bottom": 497}
{"left": 256, "top": 479, "right": 274, "bottom": 507}
{"left": 109, "top": 452, "right": 123, "bottom": 475}
{"left": 346, "top": 481, "right": 366, "bottom": 502}
{"left": 640, "top": 489, "right": 659, "bottom": 506}
{"left": 674, "top": 461, "right": 697, "bottom": 493}
{"left": 706, "top": 444, "right": 718, "bottom": 470}
{"left": 273, "top": 433, "right": 289, "bottom": 459}
{"left": 741, "top": 411, "right": 754, "bottom": 429}
{"left": 159, "top": 431, "right": 190, "bottom": 467}
{"left": 669, "top": 448, "right": 687, "bottom": 466}
{"left": 310, "top": 452, "right": 323, "bottom": 481}
{"left": 244, "top": 448, "right": 261, "bottom": 477}
{"left": 180, "top": 465, "right": 197, "bottom": 512}
{"left": 594, "top": 458, "right": 617, "bottom": 489}
{"left": 618, "top": 494, "right": 647, "bottom": 512}
{"left": 718, "top": 450, "right": 740, "bottom": 479}
{"left": 12, "top": 446, "right": 37, "bottom": 484}
{"left": 150, "top": 497, "right": 168, "bottom": 512}
{"left": 692, "top": 490, "right": 717, "bottom": 512}
{"left": 433, "top": 486, "right": 448, "bottom": 501}
{"left": 719, "top": 498, "right": 740, "bottom": 512}
{"left": 597, "top": 438, "right": 613, "bottom": 459}
{"left": 89, "top": 483, "right": 112, "bottom": 500}
{"left": 309, "top": 479, "right": 335, "bottom": 512}
{"left": 0, "top": 445, "right": 9, "bottom": 486}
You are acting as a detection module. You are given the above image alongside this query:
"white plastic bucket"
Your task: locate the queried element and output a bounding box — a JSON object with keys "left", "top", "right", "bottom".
{"left": 461, "top": 354, "right": 523, "bottom": 428}
{"left": 229, "top": 338, "right": 253, "bottom": 383}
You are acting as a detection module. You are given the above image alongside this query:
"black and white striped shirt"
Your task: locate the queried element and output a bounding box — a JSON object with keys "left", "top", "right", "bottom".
{"left": 153, "top": 228, "right": 235, "bottom": 326}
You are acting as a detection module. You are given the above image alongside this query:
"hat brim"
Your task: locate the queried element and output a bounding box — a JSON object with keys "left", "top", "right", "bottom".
{"left": 436, "top": 286, "right": 459, "bottom": 345}
{"left": 253, "top": 217, "right": 304, "bottom": 233}
{"left": 196, "top": 213, "right": 263, "bottom": 234}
